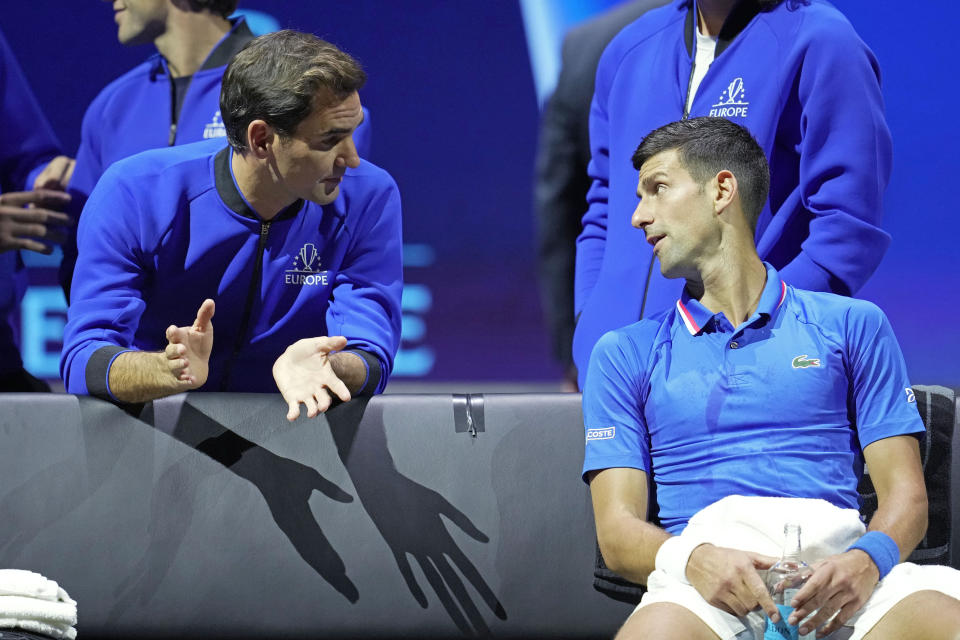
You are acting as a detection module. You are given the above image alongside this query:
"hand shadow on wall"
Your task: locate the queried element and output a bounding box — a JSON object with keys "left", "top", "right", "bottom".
{"left": 109, "top": 398, "right": 358, "bottom": 620}
{"left": 326, "top": 398, "right": 507, "bottom": 636}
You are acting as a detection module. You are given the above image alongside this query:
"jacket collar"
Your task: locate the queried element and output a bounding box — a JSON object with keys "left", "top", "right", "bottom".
{"left": 683, "top": 0, "right": 764, "bottom": 58}
{"left": 214, "top": 146, "right": 303, "bottom": 221}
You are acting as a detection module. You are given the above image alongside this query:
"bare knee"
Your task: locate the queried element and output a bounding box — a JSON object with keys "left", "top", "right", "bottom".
{"left": 615, "top": 602, "right": 720, "bottom": 640}
{"left": 864, "top": 590, "right": 960, "bottom": 640}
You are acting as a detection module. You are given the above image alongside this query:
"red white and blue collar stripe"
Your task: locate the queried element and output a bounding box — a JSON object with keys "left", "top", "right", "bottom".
{"left": 676, "top": 263, "right": 788, "bottom": 336}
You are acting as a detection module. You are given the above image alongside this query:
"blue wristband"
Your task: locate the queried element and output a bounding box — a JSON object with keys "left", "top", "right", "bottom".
{"left": 847, "top": 531, "right": 900, "bottom": 580}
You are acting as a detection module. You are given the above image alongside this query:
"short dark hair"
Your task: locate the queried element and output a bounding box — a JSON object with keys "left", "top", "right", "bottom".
{"left": 631, "top": 117, "right": 770, "bottom": 232}
{"left": 186, "top": 0, "right": 238, "bottom": 18}
{"left": 221, "top": 30, "right": 367, "bottom": 152}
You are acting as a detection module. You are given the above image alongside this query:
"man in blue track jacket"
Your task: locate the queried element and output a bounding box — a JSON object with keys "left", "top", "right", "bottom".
{"left": 61, "top": 31, "right": 402, "bottom": 420}
{"left": 0, "top": 26, "right": 72, "bottom": 391}
{"left": 572, "top": 0, "right": 892, "bottom": 388}
{"left": 49, "top": 0, "right": 372, "bottom": 299}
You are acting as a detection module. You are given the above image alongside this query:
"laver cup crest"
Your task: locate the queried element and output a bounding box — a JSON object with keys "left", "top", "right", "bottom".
{"left": 285, "top": 243, "right": 330, "bottom": 286}
{"left": 763, "top": 523, "right": 814, "bottom": 640}
{"left": 298, "top": 243, "right": 319, "bottom": 272}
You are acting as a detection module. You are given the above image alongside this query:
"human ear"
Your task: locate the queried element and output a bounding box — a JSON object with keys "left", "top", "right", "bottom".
{"left": 246, "top": 120, "right": 274, "bottom": 159}
{"left": 713, "top": 170, "right": 738, "bottom": 213}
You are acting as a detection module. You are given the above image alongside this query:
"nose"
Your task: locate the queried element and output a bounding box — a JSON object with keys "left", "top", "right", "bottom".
{"left": 631, "top": 199, "right": 652, "bottom": 229}
{"left": 335, "top": 136, "right": 361, "bottom": 170}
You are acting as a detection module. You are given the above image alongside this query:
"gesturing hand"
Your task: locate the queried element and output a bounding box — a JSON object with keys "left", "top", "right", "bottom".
{"left": 787, "top": 550, "right": 878, "bottom": 637}
{"left": 273, "top": 336, "right": 352, "bottom": 421}
{"left": 686, "top": 543, "right": 781, "bottom": 621}
{"left": 164, "top": 299, "right": 215, "bottom": 389}
{"left": 0, "top": 189, "right": 72, "bottom": 254}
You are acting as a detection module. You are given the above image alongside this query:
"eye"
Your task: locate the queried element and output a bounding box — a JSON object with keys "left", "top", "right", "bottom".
{"left": 655, "top": 183, "right": 667, "bottom": 193}
{"left": 312, "top": 137, "right": 342, "bottom": 151}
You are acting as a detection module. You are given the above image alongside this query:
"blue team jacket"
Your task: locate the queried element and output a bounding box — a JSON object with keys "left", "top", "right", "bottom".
{"left": 573, "top": 0, "right": 892, "bottom": 383}
{"left": 60, "top": 139, "right": 402, "bottom": 398}
{"left": 63, "top": 17, "right": 373, "bottom": 295}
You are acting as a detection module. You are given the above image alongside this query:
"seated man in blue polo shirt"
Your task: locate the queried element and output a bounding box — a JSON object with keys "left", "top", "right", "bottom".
{"left": 60, "top": 31, "right": 402, "bottom": 420}
{"left": 582, "top": 117, "right": 960, "bottom": 640}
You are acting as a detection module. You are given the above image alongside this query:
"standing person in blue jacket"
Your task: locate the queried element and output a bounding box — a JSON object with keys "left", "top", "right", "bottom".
{"left": 61, "top": 31, "right": 402, "bottom": 420}
{"left": 572, "top": 0, "right": 892, "bottom": 388}
{"left": 535, "top": 0, "right": 666, "bottom": 391}
{"left": 584, "top": 117, "right": 960, "bottom": 640}
{"left": 0, "top": 26, "right": 73, "bottom": 391}
{"left": 48, "top": 0, "right": 372, "bottom": 299}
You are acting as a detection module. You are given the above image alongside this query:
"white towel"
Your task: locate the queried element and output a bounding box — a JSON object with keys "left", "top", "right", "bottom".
{"left": 0, "top": 617, "right": 76, "bottom": 640}
{"left": 0, "top": 596, "right": 76, "bottom": 625}
{"left": 679, "top": 495, "right": 866, "bottom": 563}
{"left": 0, "top": 570, "right": 77, "bottom": 640}
{"left": 0, "top": 570, "right": 62, "bottom": 602}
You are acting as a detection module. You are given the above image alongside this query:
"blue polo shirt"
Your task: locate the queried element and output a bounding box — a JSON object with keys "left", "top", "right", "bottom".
{"left": 582, "top": 263, "right": 924, "bottom": 534}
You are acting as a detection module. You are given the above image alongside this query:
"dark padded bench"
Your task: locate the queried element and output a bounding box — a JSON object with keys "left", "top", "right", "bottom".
{"left": 0, "top": 393, "right": 632, "bottom": 638}
{"left": 0, "top": 387, "right": 955, "bottom": 638}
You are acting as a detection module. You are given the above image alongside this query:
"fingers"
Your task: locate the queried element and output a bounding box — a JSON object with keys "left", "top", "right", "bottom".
{"left": 28, "top": 189, "right": 73, "bottom": 210}
{"left": 284, "top": 392, "right": 326, "bottom": 421}
{"left": 327, "top": 374, "right": 352, "bottom": 403}
{"left": 1, "top": 207, "right": 72, "bottom": 226}
{"left": 816, "top": 600, "right": 858, "bottom": 638}
{"left": 166, "top": 324, "right": 183, "bottom": 344}
{"left": 33, "top": 156, "right": 75, "bottom": 190}
{"left": 0, "top": 209, "right": 72, "bottom": 253}
{"left": 748, "top": 551, "right": 779, "bottom": 571}
{"left": 0, "top": 189, "right": 71, "bottom": 209}
{"left": 788, "top": 568, "right": 826, "bottom": 624}
{"left": 303, "top": 394, "right": 321, "bottom": 419}
{"left": 286, "top": 399, "right": 301, "bottom": 422}
{"left": 313, "top": 335, "right": 348, "bottom": 353}
{"left": 193, "top": 298, "right": 215, "bottom": 331}
{"left": 281, "top": 388, "right": 342, "bottom": 421}
{"left": 796, "top": 599, "right": 836, "bottom": 637}
{"left": 6, "top": 237, "right": 52, "bottom": 254}
{"left": 744, "top": 565, "right": 780, "bottom": 621}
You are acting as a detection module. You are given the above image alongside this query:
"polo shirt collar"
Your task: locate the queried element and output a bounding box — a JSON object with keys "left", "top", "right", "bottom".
{"left": 675, "top": 262, "right": 787, "bottom": 336}
{"left": 754, "top": 262, "right": 788, "bottom": 319}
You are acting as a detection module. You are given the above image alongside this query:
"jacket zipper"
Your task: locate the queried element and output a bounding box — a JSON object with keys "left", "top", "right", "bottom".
{"left": 220, "top": 220, "right": 271, "bottom": 390}
{"left": 168, "top": 70, "right": 178, "bottom": 145}
{"left": 681, "top": 58, "right": 697, "bottom": 120}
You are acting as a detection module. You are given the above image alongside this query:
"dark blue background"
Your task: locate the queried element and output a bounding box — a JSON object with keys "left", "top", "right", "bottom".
{"left": 4, "top": 1, "right": 957, "bottom": 385}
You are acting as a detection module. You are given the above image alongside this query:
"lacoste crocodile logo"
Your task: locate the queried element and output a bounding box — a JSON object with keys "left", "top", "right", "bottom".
{"left": 791, "top": 355, "right": 821, "bottom": 369}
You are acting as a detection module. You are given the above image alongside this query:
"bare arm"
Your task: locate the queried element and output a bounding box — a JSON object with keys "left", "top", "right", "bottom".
{"left": 590, "top": 467, "right": 779, "bottom": 619}
{"left": 589, "top": 466, "right": 667, "bottom": 583}
{"left": 861, "top": 434, "right": 928, "bottom": 558}
{"left": 107, "top": 299, "right": 215, "bottom": 403}
{"left": 328, "top": 350, "right": 368, "bottom": 393}
{"left": 108, "top": 351, "right": 196, "bottom": 403}
{"left": 789, "top": 435, "right": 926, "bottom": 635}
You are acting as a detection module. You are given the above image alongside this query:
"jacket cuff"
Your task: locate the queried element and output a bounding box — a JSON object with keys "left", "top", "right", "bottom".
{"left": 344, "top": 349, "right": 383, "bottom": 396}
{"left": 85, "top": 345, "right": 131, "bottom": 401}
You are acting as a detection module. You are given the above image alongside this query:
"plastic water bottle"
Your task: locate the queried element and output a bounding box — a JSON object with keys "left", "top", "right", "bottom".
{"left": 764, "top": 523, "right": 815, "bottom": 640}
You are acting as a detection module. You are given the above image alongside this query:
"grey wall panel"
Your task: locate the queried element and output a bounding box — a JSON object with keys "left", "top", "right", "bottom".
{"left": 0, "top": 393, "right": 631, "bottom": 638}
